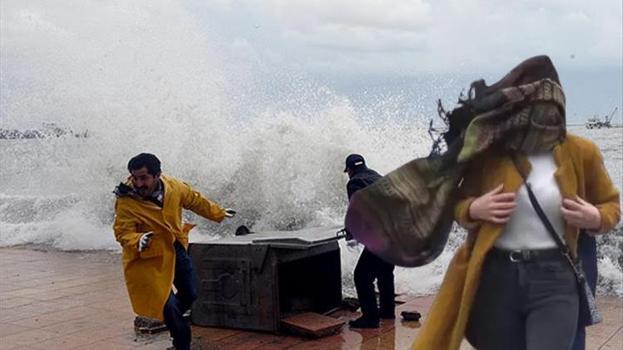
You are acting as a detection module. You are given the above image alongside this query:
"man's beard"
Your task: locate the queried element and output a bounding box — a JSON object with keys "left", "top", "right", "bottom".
{"left": 137, "top": 187, "right": 150, "bottom": 196}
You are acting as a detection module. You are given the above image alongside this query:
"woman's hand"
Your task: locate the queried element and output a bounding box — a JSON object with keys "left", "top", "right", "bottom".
{"left": 469, "top": 184, "right": 517, "bottom": 224}
{"left": 561, "top": 196, "right": 602, "bottom": 231}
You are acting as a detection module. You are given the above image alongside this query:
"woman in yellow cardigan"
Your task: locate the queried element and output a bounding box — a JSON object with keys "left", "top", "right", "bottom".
{"left": 409, "top": 55, "right": 622, "bottom": 350}
{"left": 412, "top": 133, "right": 620, "bottom": 350}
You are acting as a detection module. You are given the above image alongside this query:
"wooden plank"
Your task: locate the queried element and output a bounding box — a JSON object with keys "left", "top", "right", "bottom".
{"left": 281, "top": 312, "right": 345, "bottom": 338}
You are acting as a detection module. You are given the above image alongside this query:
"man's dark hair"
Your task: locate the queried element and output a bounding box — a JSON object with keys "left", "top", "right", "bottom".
{"left": 127, "top": 153, "right": 161, "bottom": 176}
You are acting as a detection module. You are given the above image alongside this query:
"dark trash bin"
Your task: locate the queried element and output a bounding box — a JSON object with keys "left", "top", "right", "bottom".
{"left": 189, "top": 226, "right": 343, "bottom": 333}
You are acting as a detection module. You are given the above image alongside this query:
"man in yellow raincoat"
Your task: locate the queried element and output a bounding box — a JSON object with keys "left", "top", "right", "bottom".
{"left": 113, "top": 153, "right": 235, "bottom": 350}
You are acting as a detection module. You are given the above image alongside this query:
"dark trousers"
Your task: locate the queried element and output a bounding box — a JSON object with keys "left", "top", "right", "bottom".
{"left": 466, "top": 249, "right": 579, "bottom": 350}
{"left": 354, "top": 248, "right": 395, "bottom": 321}
{"left": 571, "top": 233, "right": 598, "bottom": 350}
{"left": 163, "top": 241, "right": 198, "bottom": 350}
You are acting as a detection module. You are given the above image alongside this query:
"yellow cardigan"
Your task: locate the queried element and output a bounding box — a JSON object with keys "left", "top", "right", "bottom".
{"left": 113, "top": 175, "right": 226, "bottom": 320}
{"left": 413, "top": 134, "right": 620, "bottom": 350}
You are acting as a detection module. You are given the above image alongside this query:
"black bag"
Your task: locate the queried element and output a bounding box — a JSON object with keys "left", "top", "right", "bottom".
{"left": 513, "top": 157, "right": 602, "bottom": 326}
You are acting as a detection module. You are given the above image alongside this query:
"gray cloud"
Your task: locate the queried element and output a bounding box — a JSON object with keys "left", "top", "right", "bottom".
{"left": 200, "top": 0, "right": 622, "bottom": 74}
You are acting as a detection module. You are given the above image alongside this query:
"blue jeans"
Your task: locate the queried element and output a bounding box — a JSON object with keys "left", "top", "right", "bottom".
{"left": 467, "top": 248, "right": 579, "bottom": 350}
{"left": 163, "top": 241, "right": 198, "bottom": 350}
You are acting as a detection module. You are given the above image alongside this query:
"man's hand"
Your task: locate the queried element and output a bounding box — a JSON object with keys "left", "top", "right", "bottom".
{"left": 469, "top": 184, "right": 517, "bottom": 224}
{"left": 138, "top": 232, "right": 154, "bottom": 252}
{"left": 344, "top": 229, "right": 353, "bottom": 241}
{"left": 346, "top": 240, "right": 359, "bottom": 248}
{"left": 224, "top": 208, "right": 236, "bottom": 218}
{"left": 561, "top": 196, "right": 601, "bottom": 231}
{"left": 342, "top": 228, "right": 358, "bottom": 247}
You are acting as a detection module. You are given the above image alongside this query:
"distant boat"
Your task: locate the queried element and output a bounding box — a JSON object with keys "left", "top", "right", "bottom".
{"left": 585, "top": 107, "right": 617, "bottom": 129}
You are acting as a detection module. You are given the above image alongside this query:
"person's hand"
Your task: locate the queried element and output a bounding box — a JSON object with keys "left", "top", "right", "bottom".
{"left": 344, "top": 229, "right": 353, "bottom": 241}
{"left": 561, "top": 196, "right": 601, "bottom": 231}
{"left": 224, "top": 208, "right": 236, "bottom": 218}
{"left": 469, "top": 184, "right": 516, "bottom": 224}
{"left": 346, "top": 239, "right": 359, "bottom": 248}
{"left": 138, "top": 232, "right": 153, "bottom": 252}
{"left": 342, "top": 228, "right": 358, "bottom": 247}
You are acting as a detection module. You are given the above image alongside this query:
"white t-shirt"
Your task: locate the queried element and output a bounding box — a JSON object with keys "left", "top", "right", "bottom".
{"left": 495, "top": 152, "right": 565, "bottom": 250}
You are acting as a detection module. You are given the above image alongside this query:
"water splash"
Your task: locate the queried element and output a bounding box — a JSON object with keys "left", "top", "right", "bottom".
{"left": 1, "top": 1, "right": 620, "bottom": 296}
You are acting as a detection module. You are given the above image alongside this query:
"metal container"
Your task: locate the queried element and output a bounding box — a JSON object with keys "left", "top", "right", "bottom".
{"left": 189, "top": 226, "right": 343, "bottom": 333}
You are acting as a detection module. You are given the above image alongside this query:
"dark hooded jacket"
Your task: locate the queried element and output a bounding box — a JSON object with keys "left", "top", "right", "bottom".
{"left": 347, "top": 167, "right": 382, "bottom": 201}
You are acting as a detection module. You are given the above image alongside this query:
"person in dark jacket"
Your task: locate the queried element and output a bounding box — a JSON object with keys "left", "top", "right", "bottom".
{"left": 344, "top": 154, "right": 396, "bottom": 329}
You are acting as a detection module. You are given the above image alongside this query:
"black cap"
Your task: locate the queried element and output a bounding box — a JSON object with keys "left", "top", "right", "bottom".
{"left": 344, "top": 154, "right": 366, "bottom": 172}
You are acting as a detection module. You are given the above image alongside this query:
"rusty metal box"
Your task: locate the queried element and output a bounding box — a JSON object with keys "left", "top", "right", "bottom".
{"left": 189, "top": 226, "right": 343, "bottom": 332}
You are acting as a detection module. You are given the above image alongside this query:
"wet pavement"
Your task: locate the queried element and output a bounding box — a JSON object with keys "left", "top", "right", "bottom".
{"left": 0, "top": 247, "right": 621, "bottom": 349}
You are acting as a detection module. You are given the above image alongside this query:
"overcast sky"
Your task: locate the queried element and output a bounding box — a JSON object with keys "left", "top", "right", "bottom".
{"left": 1, "top": 0, "right": 621, "bottom": 126}
{"left": 192, "top": 0, "right": 622, "bottom": 76}
{"left": 2, "top": 0, "right": 621, "bottom": 76}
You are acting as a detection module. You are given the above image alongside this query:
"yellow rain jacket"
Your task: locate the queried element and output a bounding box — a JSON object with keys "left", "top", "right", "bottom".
{"left": 113, "top": 175, "right": 226, "bottom": 320}
{"left": 413, "top": 134, "right": 620, "bottom": 350}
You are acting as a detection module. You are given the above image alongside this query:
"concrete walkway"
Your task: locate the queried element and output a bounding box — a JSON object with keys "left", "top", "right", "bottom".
{"left": 1, "top": 247, "right": 621, "bottom": 350}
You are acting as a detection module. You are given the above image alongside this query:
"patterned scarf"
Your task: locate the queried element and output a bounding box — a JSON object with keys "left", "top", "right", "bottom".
{"left": 459, "top": 78, "right": 565, "bottom": 162}
{"left": 345, "top": 58, "right": 566, "bottom": 267}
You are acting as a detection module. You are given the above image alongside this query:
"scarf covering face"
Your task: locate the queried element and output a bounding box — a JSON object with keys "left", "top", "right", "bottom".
{"left": 345, "top": 58, "right": 566, "bottom": 267}
{"left": 460, "top": 78, "right": 566, "bottom": 162}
